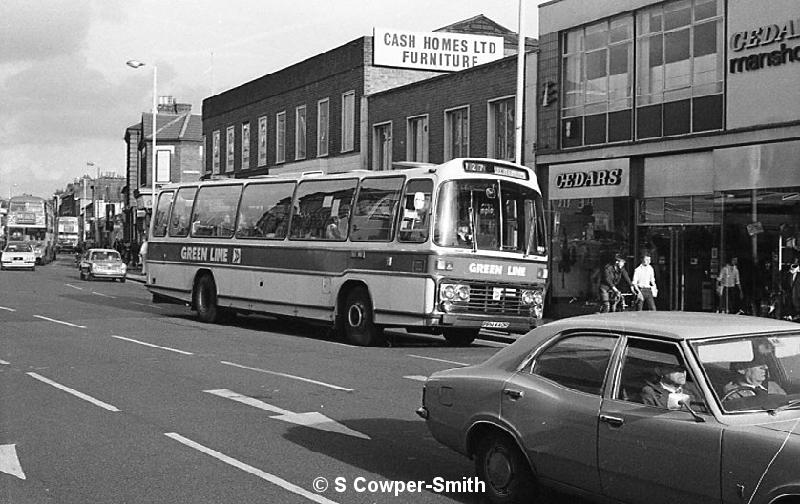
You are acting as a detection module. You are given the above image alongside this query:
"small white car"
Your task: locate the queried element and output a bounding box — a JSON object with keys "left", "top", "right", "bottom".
{"left": 1, "top": 242, "right": 36, "bottom": 271}
{"left": 79, "top": 248, "right": 127, "bottom": 282}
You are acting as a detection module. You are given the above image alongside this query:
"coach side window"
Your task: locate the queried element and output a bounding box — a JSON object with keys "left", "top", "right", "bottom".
{"left": 236, "top": 182, "right": 295, "bottom": 239}
{"left": 398, "top": 179, "right": 433, "bottom": 243}
{"left": 350, "top": 176, "right": 403, "bottom": 242}
{"left": 152, "top": 191, "right": 174, "bottom": 238}
{"left": 289, "top": 178, "right": 357, "bottom": 241}
{"left": 168, "top": 187, "right": 196, "bottom": 237}
{"left": 190, "top": 185, "right": 242, "bottom": 239}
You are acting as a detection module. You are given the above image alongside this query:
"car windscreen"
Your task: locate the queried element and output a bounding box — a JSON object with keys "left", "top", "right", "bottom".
{"left": 5, "top": 244, "right": 31, "bottom": 252}
{"left": 91, "top": 251, "right": 120, "bottom": 261}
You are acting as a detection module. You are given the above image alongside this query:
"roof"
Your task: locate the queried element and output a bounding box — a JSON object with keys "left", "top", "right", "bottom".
{"left": 436, "top": 14, "right": 538, "bottom": 52}
{"left": 544, "top": 312, "right": 800, "bottom": 340}
{"left": 142, "top": 113, "right": 202, "bottom": 142}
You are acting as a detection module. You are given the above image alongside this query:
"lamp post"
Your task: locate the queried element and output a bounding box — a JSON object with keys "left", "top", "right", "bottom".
{"left": 87, "top": 162, "right": 100, "bottom": 244}
{"left": 126, "top": 59, "right": 157, "bottom": 219}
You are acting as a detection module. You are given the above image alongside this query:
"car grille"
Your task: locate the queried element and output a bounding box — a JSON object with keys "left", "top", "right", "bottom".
{"left": 451, "top": 281, "right": 530, "bottom": 316}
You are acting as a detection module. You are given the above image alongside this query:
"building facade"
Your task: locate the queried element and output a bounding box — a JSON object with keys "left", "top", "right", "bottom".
{"left": 536, "top": 0, "right": 800, "bottom": 317}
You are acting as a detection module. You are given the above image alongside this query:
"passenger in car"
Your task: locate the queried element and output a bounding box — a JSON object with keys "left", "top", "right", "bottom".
{"left": 641, "top": 363, "right": 697, "bottom": 410}
{"left": 724, "top": 358, "right": 786, "bottom": 396}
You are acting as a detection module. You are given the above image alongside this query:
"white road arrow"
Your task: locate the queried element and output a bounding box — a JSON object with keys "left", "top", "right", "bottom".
{"left": 205, "top": 389, "right": 371, "bottom": 440}
{"left": 0, "top": 444, "right": 26, "bottom": 480}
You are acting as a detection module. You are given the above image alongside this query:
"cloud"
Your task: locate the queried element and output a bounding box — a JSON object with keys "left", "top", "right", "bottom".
{"left": 0, "top": 0, "right": 92, "bottom": 64}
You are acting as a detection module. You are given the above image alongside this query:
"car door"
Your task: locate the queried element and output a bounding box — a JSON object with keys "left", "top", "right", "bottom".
{"left": 500, "top": 332, "right": 620, "bottom": 495}
{"left": 597, "top": 336, "right": 723, "bottom": 504}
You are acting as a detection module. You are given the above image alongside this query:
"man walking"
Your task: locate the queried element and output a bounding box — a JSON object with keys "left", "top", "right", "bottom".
{"left": 632, "top": 252, "right": 658, "bottom": 311}
{"left": 718, "top": 257, "right": 743, "bottom": 313}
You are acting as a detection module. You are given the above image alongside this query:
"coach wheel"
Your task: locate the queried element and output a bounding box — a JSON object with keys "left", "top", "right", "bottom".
{"left": 475, "top": 433, "right": 535, "bottom": 504}
{"left": 194, "top": 275, "right": 219, "bottom": 323}
{"left": 443, "top": 328, "right": 478, "bottom": 347}
{"left": 343, "top": 287, "right": 382, "bottom": 346}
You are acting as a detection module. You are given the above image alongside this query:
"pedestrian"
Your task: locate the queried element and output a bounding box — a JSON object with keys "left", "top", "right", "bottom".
{"left": 130, "top": 240, "right": 140, "bottom": 268}
{"left": 598, "top": 253, "right": 633, "bottom": 313}
{"left": 139, "top": 238, "right": 148, "bottom": 275}
{"left": 783, "top": 261, "right": 800, "bottom": 321}
{"left": 718, "top": 257, "right": 743, "bottom": 314}
{"left": 632, "top": 251, "right": 658, "bottom": 311}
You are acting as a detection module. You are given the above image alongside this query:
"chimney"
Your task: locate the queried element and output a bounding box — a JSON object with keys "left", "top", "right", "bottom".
{"left": 157, "top": 95, "right": 176, "bottom": 113}
{"left": 175, "top": 103, "right": 192, "bottom": 114}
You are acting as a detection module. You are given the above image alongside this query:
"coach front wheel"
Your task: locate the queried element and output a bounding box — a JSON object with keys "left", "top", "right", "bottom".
{"left": 343, "top": 287, "right": 382, "bottom": 346}
{"left": 194, "top": 275, "right": 219, "bottom": 323}
{"left": 443, "top": 328, "right": 478, "bottom": 346}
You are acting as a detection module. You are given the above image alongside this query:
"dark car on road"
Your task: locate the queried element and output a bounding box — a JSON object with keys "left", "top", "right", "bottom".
{"left": 417, "top": 312, "right": 800, "bottom": 504}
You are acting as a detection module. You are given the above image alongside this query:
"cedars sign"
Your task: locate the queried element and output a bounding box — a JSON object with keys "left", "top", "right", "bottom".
{"left": 554, "top": 169, "right": 623, "bottom": 189}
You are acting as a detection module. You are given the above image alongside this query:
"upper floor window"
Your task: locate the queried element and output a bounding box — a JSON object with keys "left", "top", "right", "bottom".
{"left": 407, "top": 115, "right": 428, "bottom": 163}
{"left": 444, "top": 106, "right": 469, "bottom": 160}
{"left": 488, "top": 97, "right": 515, "bottom": 161}
{"left": 295, "top": 105, "right": 307, "bottom": 160}
{"left": 226, "top": 126, "right": 235, "bottom": 172}
{"left": 276, "top": 111, "right": 286, "bottom": 164}
{"left": 318, "top": 99, "right": 329, "bottom": 157}
{"left": 258, "top": 116, "right": 268, "bottom": 167}
{"left": 635, "top": 0, "right": 723, "bottom": 138}
{"left": 562, "top": 16, "right": 633, "bottom": 148}
{"left": 373, "top": 122, "right": 392, "bottom": 171}
{"left": 341, "top": 91, "right": 355, "bottom": 153}
{"left": 212, "top": 130, "right": 221, "bottom": 174}
{"left": 241, "top": 122, "right": 250, "bottom": 169}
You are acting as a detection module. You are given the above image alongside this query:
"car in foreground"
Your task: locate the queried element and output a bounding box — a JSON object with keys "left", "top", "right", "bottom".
{"left": 1, "top": 242, "right": 36, "bottom": 271}
{"left": 79, "top": 248, "right": 127, "bottom": 282}
{"left": 416, "top": 312, "right": 800, "bottom": 504}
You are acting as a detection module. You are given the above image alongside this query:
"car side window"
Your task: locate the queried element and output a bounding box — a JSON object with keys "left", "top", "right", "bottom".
{"left": 532, "top": 334, "right": 618, "bottom": 395}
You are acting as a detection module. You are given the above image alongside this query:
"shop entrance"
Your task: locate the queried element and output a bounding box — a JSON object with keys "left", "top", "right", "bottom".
{"left": 640, "top": 225, "right": 719, "bottom": 311}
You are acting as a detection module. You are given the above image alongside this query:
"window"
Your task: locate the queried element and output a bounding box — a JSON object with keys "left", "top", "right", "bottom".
{"left": 444, "top": 107, "right": 469, "bottom": 160}
{"left": 350, "top": 177, "right": 403, "bottom": 242}
{"left": 407, "top": 115, "right": 429, "bottom": 163}
{"left": 289, "top": 178, "right": 357, "bottom": 241}
{"left": 636, "top": 0, "right": 723, "bottom": 138}
{"left": 168, "top": 187, "right": 196, "bottom": 237}
{"left": 373, "top": 122, "right": 392, "bottom": 171}
{"left": 276, "top": 111, "right": 286, "bottom": 163}
{"left": 212, "top": 130, "right": 220, "bottom": 173}
{"left": 226, "top": 126, "right": 235, "bottom": 172}
{"left": 488, "top": 97, "right": 515, "bottom": 160}
{"left": 317, "top": 99, "right": 329, "bottom": 157}
{"left": 156, "top": 149, "right": 171, "bottom": 183}
{"left": 532, "top": 334, "right": 618, "bottom": 394}
{"left": 241, "top": 122, "right": 250, "bottom": 169}
{"left": 398, "top": 179, "right": 433, "bottom": 243}
{"left": 152, "top": 191, "right": 174, "bottom": 237}
{"left": 258, "top": 116, "right": 268, "bottom": 167}
{"left": 562, "top": 16, "right": 633, "bottom": 147}
{"left": 236, "top": 182, "right": 295, "bottom": 239}
{"left": 341, "top": 91, "right": 355, "bottom": 152}
{"left": 190, "top": 185, "right": 242, "bottom": 239}
{"left": 295, "top": 105, "right": 306, "bottom": 160}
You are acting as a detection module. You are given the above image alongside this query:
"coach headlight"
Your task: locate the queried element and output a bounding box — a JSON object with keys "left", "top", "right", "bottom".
{"left": 440, "top": 283, "right": 456, "bottom": 300}
{"left": 533, "top": 289, "right": 544, "bottom": 306}
{"left": 456, "top": 284, "right": 470, "bottom": 301}
{"left": 521, "top": 290, "right": 535, "bottom": 305}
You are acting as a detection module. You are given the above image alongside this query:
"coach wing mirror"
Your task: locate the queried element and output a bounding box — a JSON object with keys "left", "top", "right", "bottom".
{"left": 413, "top": 192, "right": 426, "bottom": 211}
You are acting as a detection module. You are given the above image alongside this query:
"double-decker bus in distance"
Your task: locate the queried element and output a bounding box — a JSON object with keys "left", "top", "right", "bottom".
{"left": 56, "top": 216, "right": 80, "bottom": 253}
{"left": 6, "top": 195, "right": 56, "bottom": 264}
{"left": 146, "top": 158, "right": 548, "bottom": 346}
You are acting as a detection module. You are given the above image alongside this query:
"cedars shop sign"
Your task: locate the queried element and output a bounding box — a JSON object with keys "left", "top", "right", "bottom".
{"left": 548, "top": 159, "right": 630, "bottom": 201}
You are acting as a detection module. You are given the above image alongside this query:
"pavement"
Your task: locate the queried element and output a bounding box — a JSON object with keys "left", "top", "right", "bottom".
{"left": 125, "top": 266, "right": 147, "bottom": 283}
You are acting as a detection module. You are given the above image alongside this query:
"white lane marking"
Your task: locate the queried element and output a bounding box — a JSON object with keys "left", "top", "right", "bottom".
{"left": 0, "top": 306, "right": 17, "bottom": 312}
{"left": 205, "top": 389, "right": 291, "bottom": 415}
{"left": 220, "top": 361, "right": 353, "bottom": 392}
{"left": 111, "top": 335, "right": 194, "bottom": 355}
{"left": 32, "top": 315, "right": 86, "bottom": 329}
{"left": 91, "top": 291, "right": 115, "bottom": 299}
{"left": 403, "top": 375, "right": 428, "bottom": 382}
{"left": 26, "top": 372, "right": 120, "bottom": 412}
{"left": 0, "top": 359, "right": 10, "bottom": 365}
{"left": 407, "top": 354, "right": 468, "bottom": 367}
{"left": 165, "top": 433, "right": 340, "bottom": 504}
{"left": 131, "top": 302, "right": 164, "bottom": 309}
{"left": 65, "top": 284, "right": 83, "bottom": 290}
{"left": 0, "top": 444, "right": 26, "bottom": 480}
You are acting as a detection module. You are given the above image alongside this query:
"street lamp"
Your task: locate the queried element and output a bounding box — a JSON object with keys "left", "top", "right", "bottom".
{"left": 126, "top": 59, "right": 157, "bottom": 217}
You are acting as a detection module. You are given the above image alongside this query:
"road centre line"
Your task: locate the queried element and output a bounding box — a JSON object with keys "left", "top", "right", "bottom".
{"left": 32, "top": 315, "right": 86, "bottom": 329}
{"left": 403, "top": 375, "right": 428, "bottom": 382}
{"left": 164, "top": 433, "right": 339, "bottom": 504}
{"left": 407, "top": 354, "right": 468, "bottom": 367}
{"left": 111, "top": 335, "right": 194, "bottom": 355}
{"left": 0, "top": 306, "right": 17, "bottom": 312}
{"left": 26, "top": 372, "right": 120, "bottom": 412}
{"left": 91, "top": 291, "right": 115, "bottom": 299}
{"left": 131, "top": 302, "right": 164, "bottom": 309}
{"left": 0, "top": 360, "right": 10, "bottom": 365}
{"left": 220, "top": 361, "right": 354, "bottom": 392}
{"left": 64, "top": 284, "right": 83, "bottom": 290}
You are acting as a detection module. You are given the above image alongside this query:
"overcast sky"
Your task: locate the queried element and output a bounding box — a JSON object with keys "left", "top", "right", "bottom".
{"left": 0, "top": 0, "right": 542, "bottom": 199}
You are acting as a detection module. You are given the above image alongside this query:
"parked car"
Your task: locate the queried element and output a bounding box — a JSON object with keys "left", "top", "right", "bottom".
{"left": 1, "top": 242, "right": 36, "bottom": 271}
{"left": 417, "top": 312, "right": 800, "bottom": 504}
{"left": 79, "top": 248, "right": 126, "bottom": 282}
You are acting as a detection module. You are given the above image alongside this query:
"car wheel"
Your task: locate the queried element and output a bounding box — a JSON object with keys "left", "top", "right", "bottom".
{"left": 194, "top": 274, "right": 219, "bottom": 323}
{"left": 443, "top": 328, "right": 478, "bottom": 346}
{"left": 475, "top": 433, "right": 535, "bottom": 504}
{"left": 342, "top": 287, "right": 383, "bottom": 346}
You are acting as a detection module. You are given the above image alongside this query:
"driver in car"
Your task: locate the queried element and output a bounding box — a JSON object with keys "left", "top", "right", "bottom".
{"left": 724, "top": 358, "right": 786, "bottom": 396}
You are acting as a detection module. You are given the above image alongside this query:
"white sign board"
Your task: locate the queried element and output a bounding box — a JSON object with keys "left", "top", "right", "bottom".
{"left": 373, "top": 27, "right": 504, "bottom": 72}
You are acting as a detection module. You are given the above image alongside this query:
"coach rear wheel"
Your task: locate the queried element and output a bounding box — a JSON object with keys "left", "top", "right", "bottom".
{"left": 194, "top": 275, "right": 219, "bottom": 323}
{"left": 443, "top": 328, "right": 478, "bottom": 346}
{"left": 343, "top": 287, "right": 382, "bottom": 346}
